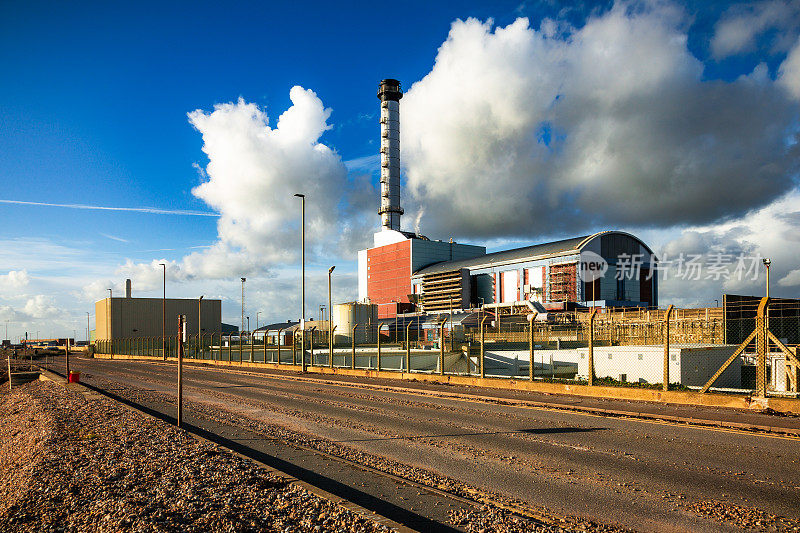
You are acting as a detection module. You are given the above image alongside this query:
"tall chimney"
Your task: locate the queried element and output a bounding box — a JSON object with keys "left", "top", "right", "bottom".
{"left": 125, "top": 279, "right": 132, "bottom": 298}
{"left": 378, "top": 79, "right": 403, "bottom": 231}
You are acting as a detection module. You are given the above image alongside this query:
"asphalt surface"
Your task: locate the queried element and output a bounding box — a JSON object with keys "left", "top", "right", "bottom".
{"left": 64, "top": 356, "right": 800, "bottom": 532}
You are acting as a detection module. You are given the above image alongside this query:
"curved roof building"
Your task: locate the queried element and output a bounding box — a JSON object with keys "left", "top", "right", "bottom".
{"left": 410, "top": 231, "right": 658, "bottom": 312}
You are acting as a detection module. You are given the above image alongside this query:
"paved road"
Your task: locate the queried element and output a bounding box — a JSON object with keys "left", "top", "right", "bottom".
{"left": 68, "top": 356, "right": 800, "bottom": 532}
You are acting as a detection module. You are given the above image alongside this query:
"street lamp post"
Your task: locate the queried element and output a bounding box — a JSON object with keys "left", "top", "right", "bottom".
{"left": 160, "top": 263, "right": 166, "bottom": 360}
{"left": 294, "top": 193, "right": 306, "bottom": 372}
{"left": 241, "top": 277, "right": 246, "bottom": 337}
{"left": 328, "top": 265, "right": 335, "bottom": 365}
{"left": 763, "top": 258, "right": 771, "bottom": 335}
{"left": 198, "top": 295, "right": 203, "bottom": 358}
{"left": 107, "top": 288, "right": 112, "bottom": 358}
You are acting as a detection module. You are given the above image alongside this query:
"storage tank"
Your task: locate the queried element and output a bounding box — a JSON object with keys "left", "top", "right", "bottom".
{"left": 332, "top": 302, "right": 378, "bottom": 345}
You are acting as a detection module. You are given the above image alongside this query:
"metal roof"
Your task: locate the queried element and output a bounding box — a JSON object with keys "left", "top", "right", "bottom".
{"left": 412, "top": 234, "right": 594, "bottom": 276}
{"left": 254, "top": 321, "right": 298, "bottom": 333}
{"left": 377, "top": 312, "right": 484, "bottom": 330}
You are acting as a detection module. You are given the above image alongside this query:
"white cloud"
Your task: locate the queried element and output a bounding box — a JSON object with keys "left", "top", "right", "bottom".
{"left": 711, "top": 0, "right": 800, "bottom": 59}
{"left": 400, "top": 6, "right": 799, "bottom": 240}
{"left": 779, "top": 268, "right": 800, "bottom": 287}
{"left": 779, "top": 36, "right": 800, "bottom": 99}
{"left": 0, "top": 270, "right": 30, "bottom": 294}
{"left": 646, "top": 188, "right": 800, "bottom": 306}
{"left": 113, "top": 86, "right": 378, "bottom": 296}
{"left": 187, "top": 88, "right": 373, "bottom": 272}
{"left": 23, "top": 295, "right": 60, "bottom": 319}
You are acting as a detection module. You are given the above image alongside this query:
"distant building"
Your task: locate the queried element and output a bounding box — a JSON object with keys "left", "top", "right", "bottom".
{"left": 94, "top": 279, "right": 221, "bottom": 340}
{"left": 221, "top": 323, "right": 239, "bottom": 334}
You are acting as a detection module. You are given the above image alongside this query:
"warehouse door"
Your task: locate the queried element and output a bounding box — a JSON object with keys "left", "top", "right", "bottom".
{"left": 501, "top": 270, "right": 518, "bottom": 303}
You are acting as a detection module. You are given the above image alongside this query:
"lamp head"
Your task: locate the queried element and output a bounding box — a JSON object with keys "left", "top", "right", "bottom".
{"left": 294, "top": 193, "right": 304, "bottom": 198}
{"left": 763, "top": 258, "right": 772, "bottom": 267}
{"left": 328, "top": 265, "right": 336, "bottom": 274}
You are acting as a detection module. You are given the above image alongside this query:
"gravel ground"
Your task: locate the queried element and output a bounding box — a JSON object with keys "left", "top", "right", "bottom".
{"left": 88, "top": 375, "right": 627, "bottom": 532}
{"left": 0, "top": 379, "right": 389, "bottom": 532}
{"left": 686, "top": 500, "right": 800, "bottom": 532}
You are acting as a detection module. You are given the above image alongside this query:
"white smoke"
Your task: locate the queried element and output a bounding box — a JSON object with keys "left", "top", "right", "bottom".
{"left": 414, "top": 208, "right": 425, "bottom": 236}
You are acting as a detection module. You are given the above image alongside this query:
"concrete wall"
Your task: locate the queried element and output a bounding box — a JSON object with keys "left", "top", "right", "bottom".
{"left": 95, "top": 297, "right": 221, "bottom": 340}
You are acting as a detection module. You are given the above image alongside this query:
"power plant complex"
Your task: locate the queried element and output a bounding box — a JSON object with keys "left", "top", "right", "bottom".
{"left": 85, "top": 78, "right": 798, "bottom": 396}
{"left": 358, "top": 79, "right": 658, "bottom": 318}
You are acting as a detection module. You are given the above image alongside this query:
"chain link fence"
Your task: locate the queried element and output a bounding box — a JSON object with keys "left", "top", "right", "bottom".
{"left": 91, "top": 300, "right": 799, "bottom": 397}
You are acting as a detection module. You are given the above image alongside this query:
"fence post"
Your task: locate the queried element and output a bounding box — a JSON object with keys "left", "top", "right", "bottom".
{"left": 529, "top": 312, "right": 538, "bottom": 381}
{"left": 377, "top": 325, "right": 382, "bottom": 371}
{"left": 301, "top": 329, "right": 307, "bottom": 371}
{"left": 756, "top": 297, "right": 769, "bottom": 397}
{"left": 663, "top": 305, "right": 674, "bottom": 392}
{"left": 439, "top": 319, "right": 446, "bottom": 376}
{"left": 351, "top": 324, "right": 357, "bottom": 369}
{"left": 480, "top": 316, "right": 489, "bottom": 379}
{"left": 406, "top": 322, "right": 412, "bottom": 373}
{"left": 249, "top": 331, "right": 254, "bottom": 363}
{"left": 330, "top": 326, "right": 337, "bottom": 368}
{"left": 276, "top": 328, "right": 283, "bottom": 365}
{"left": 588, "top": 308, "right": 598, "bottom": 386}
{"left": 309, "top": 327, "right": 316, "bottom": 367}
{"left": 65, "top": 338, "right": 70, "bottom": 379}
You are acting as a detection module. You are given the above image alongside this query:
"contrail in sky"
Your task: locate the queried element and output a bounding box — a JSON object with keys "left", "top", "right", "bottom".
{"left": 0, "top": 199, "right": 219, "bottom": 217}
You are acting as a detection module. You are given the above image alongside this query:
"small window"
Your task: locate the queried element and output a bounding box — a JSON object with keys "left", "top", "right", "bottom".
{"left": 638, "top": 354, "right": 643, "bottom": 360}
{"left": 608, "top": 353, "right": 613, "bottom": 360}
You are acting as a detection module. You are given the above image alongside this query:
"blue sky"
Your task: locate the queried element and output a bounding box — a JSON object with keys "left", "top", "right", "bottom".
{"left": 1, "top": 0, "right": 799, "bottom": 340}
